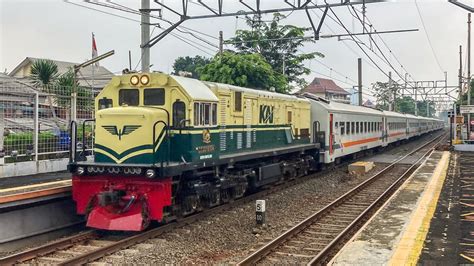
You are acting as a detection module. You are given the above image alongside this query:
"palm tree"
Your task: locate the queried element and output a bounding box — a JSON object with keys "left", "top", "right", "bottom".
{"left": 30, "top": 59, "right": 59, "bottom": 88}
{"left": 30, "top": 59, "right": 60, "bottom": 126}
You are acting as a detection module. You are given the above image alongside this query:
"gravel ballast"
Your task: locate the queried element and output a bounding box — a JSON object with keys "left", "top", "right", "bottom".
{"left": 97, "top": 133, "right": 441, "bottom": 265}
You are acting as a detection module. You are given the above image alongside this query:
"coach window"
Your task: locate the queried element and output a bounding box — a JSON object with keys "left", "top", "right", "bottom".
{"left": 144, "top": 88, "right": 165, "bottom": 105}
{"left": 341, "top": 122, "right": 345, "bottom": 135}
{"left": 351, "top": 122, "right": 355, "bottom": 134}
{"left": 119, "top": 89, "right": 139, "bottom": 106}
{"left": 173, "top": 101, "right": 186, "bottom": 127}
{"left": 346, "top": 122, "right": 350, "bottom": 135}
{"left": 356, "top": 122, "right": 359, "bottom": 134}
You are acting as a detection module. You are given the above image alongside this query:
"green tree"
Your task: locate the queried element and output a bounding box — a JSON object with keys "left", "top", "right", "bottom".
{"left": 395, "top": 96, "right": 415, "bottom": 114}
{"left": 197, "top": 51, "right": 288, "bottom": 92}
{"left": 30, "top": 59, "right": 59, "bottom": 88}
{"left": 56, "top": 69, "right": 93, "bottom": 111}
{"left": 228, "top": 13, "right": 323, "bottom": 89}
{"left": 457, "top": 80, "right": 474, "bottom": 105}
{"left": 372, "top": 81, "right": 391, "bottom": 110}
{"left": 172, "top": 55, "right": 211, "bottom": 79}
{"left": 30, "top": 59, "right": 60, "bottom": 126}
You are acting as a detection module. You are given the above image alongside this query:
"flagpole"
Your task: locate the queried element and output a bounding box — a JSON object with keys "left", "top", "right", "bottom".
{"left": 92, "top": 32, "right": 95, "bottom": 93}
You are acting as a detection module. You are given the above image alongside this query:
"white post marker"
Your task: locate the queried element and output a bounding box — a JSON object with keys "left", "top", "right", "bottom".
{"left": 256, "top": 200, "right": 266, "bottom": 226}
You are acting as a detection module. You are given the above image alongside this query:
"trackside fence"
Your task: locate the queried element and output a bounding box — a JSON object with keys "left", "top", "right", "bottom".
{"left": 0, "top": 79, "right": 95, "bottom": 165}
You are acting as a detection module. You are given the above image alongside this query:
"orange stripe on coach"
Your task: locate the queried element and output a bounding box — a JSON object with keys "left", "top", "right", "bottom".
{"left": 342, "top": 137, "right": 380, "bottom": 148}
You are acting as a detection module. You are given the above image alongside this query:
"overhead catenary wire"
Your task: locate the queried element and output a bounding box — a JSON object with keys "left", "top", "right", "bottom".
{"left": 346, "top": 6, "right": 415, "bottom": 90}
{"left": 327, "top": 7, "right": 394, "bottom": 84}
{"left": 414, "top": 0, "right": 445, "bottom": 74}
{"left": 65, "top": 2, "right": 217, "bottom": 70}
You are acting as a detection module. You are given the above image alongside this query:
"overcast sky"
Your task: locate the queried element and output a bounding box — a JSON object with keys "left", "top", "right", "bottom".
{"left": 0, "top": 0, "right": 471, "bottom": 103}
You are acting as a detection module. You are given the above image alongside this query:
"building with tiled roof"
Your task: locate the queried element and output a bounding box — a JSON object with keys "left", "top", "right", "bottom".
{"left": 8, "top": 57, "right": 114, "bottom": 91}
{"left": 300, "top": 77, "right": 350, "bottom": 104}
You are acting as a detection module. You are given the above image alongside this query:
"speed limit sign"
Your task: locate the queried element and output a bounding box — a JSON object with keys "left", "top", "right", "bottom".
{"left": 256, "top": 200, "right": 266, "bottom": 225}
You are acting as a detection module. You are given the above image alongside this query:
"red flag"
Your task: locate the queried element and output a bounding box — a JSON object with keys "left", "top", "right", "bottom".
{"left": 92, "top": 33, "right": 99, "bottom": 66}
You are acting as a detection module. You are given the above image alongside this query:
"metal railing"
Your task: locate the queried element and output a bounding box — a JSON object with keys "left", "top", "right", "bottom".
{"left": 1, "top": 81, "right": 95, "bottom": 164}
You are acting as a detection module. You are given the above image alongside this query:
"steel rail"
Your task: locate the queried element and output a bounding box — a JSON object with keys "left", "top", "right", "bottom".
{"left": 0, "top": 131, "right": 445, "bottom": 265}
{"left": 0, "top": 231, "right": 97, "bottom": 265}
{"left": 238, "top": 132, "right": 447, "bottom": 265}
{"left": 308, "top": 133, "right": 447, "bottom": 265}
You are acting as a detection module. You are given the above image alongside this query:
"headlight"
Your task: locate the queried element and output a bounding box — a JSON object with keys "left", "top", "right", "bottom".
{"left": 140, "top": 75, "right": 149, "bottom": 85}
{"left": 130, "top": 75, "right": 139, "bottom": 85}
{"left": 145, "top": 169, "right": 156, "bottom": 178}
{"left": 76, "top": 166, "right": 85, "bottom": 175}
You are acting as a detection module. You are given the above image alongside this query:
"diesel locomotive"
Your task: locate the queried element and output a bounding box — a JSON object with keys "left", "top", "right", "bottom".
{"left": 68, "top": 72, "right": 443, "bottom": 231}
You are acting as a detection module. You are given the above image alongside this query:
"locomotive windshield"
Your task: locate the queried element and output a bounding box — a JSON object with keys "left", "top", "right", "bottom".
{"left": 144, "top": 88, "right": 165, "bottom": 105}
{"left": 119, "top": 89, "right": 139, "bottom": 106}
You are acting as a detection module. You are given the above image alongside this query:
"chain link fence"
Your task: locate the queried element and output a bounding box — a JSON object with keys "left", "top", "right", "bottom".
{"left": 0, "top": 76, "right": 95, "bottom": 164}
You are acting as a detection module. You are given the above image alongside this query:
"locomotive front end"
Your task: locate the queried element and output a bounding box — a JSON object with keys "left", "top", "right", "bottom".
{"left": 70, "top": 74, "right": 175, "bottom": 231}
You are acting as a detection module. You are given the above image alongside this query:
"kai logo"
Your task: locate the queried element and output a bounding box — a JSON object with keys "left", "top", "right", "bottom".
{"left": 202, "top": 129, "right": 211, "bottom": 144}
{"left": 259, "top": 105, "right": 274, "bottom": 124}
{"left": 102, "top": 125, "right": 141, "bottom": 140}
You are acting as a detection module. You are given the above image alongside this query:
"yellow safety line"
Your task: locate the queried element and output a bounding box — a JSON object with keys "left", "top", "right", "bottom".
{"left": 0, "top": 179, "right": 71, "bottom": 193}
{"left": 460, "top": 254, "right": 474, "bottom": 263}
{"left": 388, "top": 151, "right": 450, "bottom": 266}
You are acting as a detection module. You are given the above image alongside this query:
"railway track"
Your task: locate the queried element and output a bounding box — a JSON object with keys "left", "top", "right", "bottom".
{"left": 0, "top": 132, "right": 446, "bottom": 265}
{"left": 238, "top": 132, "right": 448, "bottom": 265}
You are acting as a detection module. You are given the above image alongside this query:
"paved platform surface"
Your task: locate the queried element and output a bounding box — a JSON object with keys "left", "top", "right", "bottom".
{"left": 332, "top": 150, "right": 450, "bottom": 265}
{"left": 419, "top": 151, "right": 474, "bottom": 264}
{"left": 0, "top": 171, "right": 70, "bottom": 190}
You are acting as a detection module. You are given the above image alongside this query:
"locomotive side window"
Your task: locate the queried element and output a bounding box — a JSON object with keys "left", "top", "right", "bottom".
{"left": 212, "top": 103, "right": 217, "bottom": 125}
{"left": 144, "top": 88, "right": 165, "bottom": 105}
{"left": 98, "top": 97, "right": 113, "bottom": 110}
{"left": 203, "top": 103, "right": 211, "bottom": 125}
{"left": 194, "top": 102, "right": 217, "bottom": 126}
{"left": 119, "top": 89, "right": 139, "bottom": 106}
{"left": 173, "top": 101, "right": 186, "bottom": 127}
{"left": 194, "top": 103, "right": 200, "bottom": 125}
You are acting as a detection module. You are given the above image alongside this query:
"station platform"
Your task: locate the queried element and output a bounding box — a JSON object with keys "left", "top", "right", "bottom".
{"left": 331, "top": 150, "right": 452, "bottom": 265}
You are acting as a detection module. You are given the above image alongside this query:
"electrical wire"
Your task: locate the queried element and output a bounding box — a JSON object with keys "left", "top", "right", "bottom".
{"left": 414, "top": 0, "right": 445, "bottom": 74}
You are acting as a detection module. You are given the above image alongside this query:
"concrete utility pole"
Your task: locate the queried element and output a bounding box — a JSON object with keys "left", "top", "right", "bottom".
{"left": 141, "top": 0, "right": 150, "bottom": 72}
{"left": 388, "top": 71, "right": 393, "bottom": 111}
{"left": 468, "top": 13, "right": 471, "bottom": 138}
{"left": 358, "top": 58, "right": 362, "bottom": 106}
{"left": 415, "top": 83, "right": 418, "bottom": 116}
{"left": 219, "top": 31, "right": 224, "bottom": 56}
{"left": 460, "top": 45, "right": 463, "bottom": 100}
{"left": 427, "top": 100, "right": 430, "bottom": 117}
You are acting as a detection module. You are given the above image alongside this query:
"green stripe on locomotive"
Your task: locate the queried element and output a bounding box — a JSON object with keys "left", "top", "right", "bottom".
{"left": 94, "top": 125, "right": 309, "bottom": 164}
